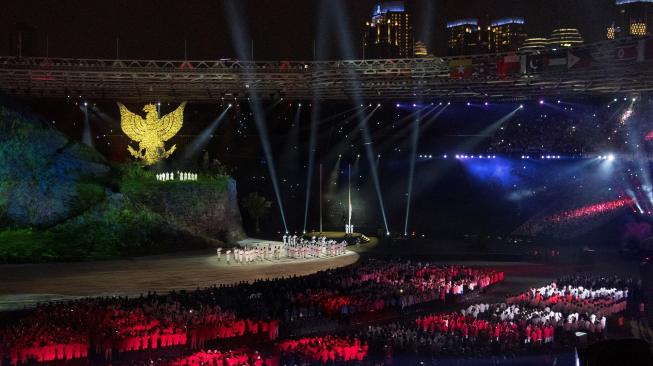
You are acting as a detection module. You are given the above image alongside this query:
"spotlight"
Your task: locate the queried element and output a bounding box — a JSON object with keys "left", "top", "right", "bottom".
{"left": 557, "top": 100, "right": 561, "bottom": 104}
{"left": 484, "top": 102, "right": 489, "bottom": 106}
{"left": 83, "top": 102, "right": 88, "bottom": 106}
{"left": 519, "top": 104, "right": 524, "bottom": 109}
{"left": 466, "top": 102, "right": 471, "bottom": 106}
{"left": 607, "top": 154, "right": 615, "bottom": 162}
{"left": 396, "top": 103, "right": 400, "bottom": 107}
{"left": 298, "top": 103, "right": 302, "bottom": 107}
{"left": 377, "top": 103, "right": 381, "bottom": 107}
{"left": 447, "top": 102, "right": 451, "bottom": 105}
{"left": 228, "top": 103, "right": 233, "bottom": 107}
{"left": 443, "top": 155, "right": 447, "bottom": 158}
{"left": 338, "top": 154, "right": 342, "bottom": 158}
{"left": 157, "top": 101, "right": 161, "bottom": 106}
{"left": 357, "top": 154, "right": 360, "bottom": 158}
{"left": 412, "top": 103, "right": 417, "bottom": 107}
{"left": 539, "top": 100, "right": 544, "bottom": 105}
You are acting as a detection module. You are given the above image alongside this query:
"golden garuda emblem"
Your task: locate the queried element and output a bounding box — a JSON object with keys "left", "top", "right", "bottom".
{"left": 118, "top": 102, "right": 186, "bottom": 165}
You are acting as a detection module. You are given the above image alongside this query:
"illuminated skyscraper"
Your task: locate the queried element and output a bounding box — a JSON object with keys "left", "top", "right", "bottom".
{"left": 364, "top": 1, "right": 414, "bottom": 59}
{"left": 547, "top": 28, "right": 584, "bottom": 49}
{"left": 414, "top": 41, "right": 432, "bottom": 57}
{"left": 613, "top": 0, "right": 653, "bottom": 37}
{"left": 519, "top": 37, "right": 549, "bottom": 53}
{"left": 489, "top": 18, "right": 527, "bottom": 53}
{"left": 446, "top": 19, "right": 482, "bottom": 56}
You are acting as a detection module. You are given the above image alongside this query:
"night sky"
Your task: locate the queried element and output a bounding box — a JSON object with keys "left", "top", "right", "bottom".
{"left": 1, "top": 0, "right": 618, "bottom": 60}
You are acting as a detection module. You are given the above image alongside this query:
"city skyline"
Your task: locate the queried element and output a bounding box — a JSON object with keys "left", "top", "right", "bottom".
{"left": 0, "top": 0, "right": 629, "bottom": 60}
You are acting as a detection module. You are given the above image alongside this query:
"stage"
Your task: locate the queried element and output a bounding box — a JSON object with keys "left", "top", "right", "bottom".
{"left": 0, "top": 239, "right": 359, "bottom": 311}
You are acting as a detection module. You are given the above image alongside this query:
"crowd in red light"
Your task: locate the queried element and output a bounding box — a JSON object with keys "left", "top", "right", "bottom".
{"left": 546, "top": 198, "right": 634, "bottom": 223}
{"left": 290, "top": 263, "right": 504, "bottom": 315}
{"left": 277, "top": 336, "right": 367, "bottom": 364}
{"left": 1, "top": 261, "right": 643, "bottom": 366}
{"left": 1, "top": 298, "right": 278, "bottom": 365}
{"left": 0, "top": 260, "right": 503, "bottom": 365}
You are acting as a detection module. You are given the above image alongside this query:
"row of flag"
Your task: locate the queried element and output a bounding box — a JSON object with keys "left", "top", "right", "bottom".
{"left": 449, "top": 38, "right": 653, "bottom": 79}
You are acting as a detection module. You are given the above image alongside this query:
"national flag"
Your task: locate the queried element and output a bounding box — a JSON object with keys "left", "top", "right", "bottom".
{"left": 616, "top": 44, "right": 637, "bottom": 60}
{"left": 545, "top": 52, "right": 567, "bottom": 71}
{"left": 449, "top": 58, "right": 473, "bottom": 78}
{"left": 567, "top": 50, "right": 592, "bottom": 69}
{"left": 496, "top": 53, "right": 520, "bottom": 78}
{"left": 521, "top": 54, "right": 544, "bottom": 74}
{"left": 474, "top": 61, "right": 489, "bottom": 77}
{"left": 637, "top": 38, "right": 653, "bottom": 62}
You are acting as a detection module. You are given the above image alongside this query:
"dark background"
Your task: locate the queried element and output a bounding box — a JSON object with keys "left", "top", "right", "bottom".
{"left": 0, "top": 0, "right": 618, "bottom": 60}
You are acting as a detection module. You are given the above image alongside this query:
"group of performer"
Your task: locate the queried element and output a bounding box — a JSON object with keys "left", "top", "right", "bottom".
{"left": 283, "top": 235, "right": 348, "bottom": 259}
{"left": 156, "top": 172, "right": 198, "bottom": 181}
{"left": 215, "top": 235, "right": 348, "bottom": 264}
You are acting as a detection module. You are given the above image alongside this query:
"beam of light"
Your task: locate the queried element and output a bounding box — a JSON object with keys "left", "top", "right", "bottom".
{"left": 224, "top": 0, "right": 288, "bottom": 232}
{"left": 545, "top": 198, "right": 634, "bottom": 223}
{"left": 374, "top": 104, "right": 438, "bottom": 151}
{"left": 303, "top": 6, "right": 329, "bottom": 234}
{"left": 419, "top": 103, "right": 450, "bottom": 133}
{"left": 625, "top": 189, "right": 645, "bottom": 214}
{"left": 325, "top": 0, "right": 391, "bottom": 234}
{"left": 81, "top": 104, "right": 93, "bottom": 147}
{"left": 180, "top": 105, "right": 231, "bottom": 162}
{"left": 325, "top": 154, "right": 342, "bottom": 196}
{"left": 404, "top": 106, "right": 421, "bottom": 236}
{"left": 303, "top": 101, "right": 319, "bottom": 233}
{"left": 458, "top": 105, "right": 521, "bottom": 153}
{"left": 322, "top": 106, "right": 370, "bottom": 162}
{"left": 624, "top": 109, "right": 653, "bottom": 208}
{"left": 359, "top": 106, "right": 389, "bottom": 234}
{"left": 619, "top": 97, "right": 636, "bottom": 126}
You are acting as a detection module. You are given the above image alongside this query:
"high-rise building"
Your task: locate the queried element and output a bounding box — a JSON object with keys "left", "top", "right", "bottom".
{"left": 547, "top": 28, "right": 584, "bottom": 49}
{"left": 414, "top": 41, "right": 432, "bottom": 57}
{"left": 613, "top": 0, "right": 653, "bottom": 37}
{"left": 446, "top": 19, "right": 482, "bottom": 56}
{"left": 364, "top": 1, "right": 414, "bottom": 59}
{"left": 519, "top": 37, "right": 549, "bottom": 53}
{"left": 489, "top": 18, "right": 527, "bottom": 53}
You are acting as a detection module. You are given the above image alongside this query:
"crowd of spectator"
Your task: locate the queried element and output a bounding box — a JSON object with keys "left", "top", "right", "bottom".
{"left": 0, "top": 264, "right": 640, "bottom": 366}
{"left": 0, "top": 260, "right": 502, "bottom": 365}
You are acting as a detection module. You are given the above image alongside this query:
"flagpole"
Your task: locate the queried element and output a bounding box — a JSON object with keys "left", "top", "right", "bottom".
{"left": 348, "top": 163, "right": 352, "bottom": 234}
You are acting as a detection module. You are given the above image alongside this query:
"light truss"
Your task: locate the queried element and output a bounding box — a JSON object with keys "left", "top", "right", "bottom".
{"left": 0, "top": 38, "right": 652, "bottom": 102}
